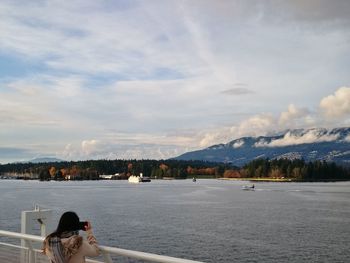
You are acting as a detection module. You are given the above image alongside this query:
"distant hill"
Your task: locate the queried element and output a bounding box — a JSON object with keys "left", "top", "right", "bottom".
{"left": 174, "top": 127, "right": 350, "bottom": 166}
{"left": 28, "top": 157, "right": 65, "bottom": 163}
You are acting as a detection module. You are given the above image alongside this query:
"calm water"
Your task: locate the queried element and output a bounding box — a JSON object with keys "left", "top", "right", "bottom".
{"left": 1, "top": 180, "right": 350, "bottom": 262}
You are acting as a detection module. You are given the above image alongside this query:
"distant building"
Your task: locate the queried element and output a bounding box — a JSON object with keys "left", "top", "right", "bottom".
{"left": 2, "top": 172, "right": 39, "bottom": 179}
{"left": 99, "top": 174, "right": 118, "bottom": 180}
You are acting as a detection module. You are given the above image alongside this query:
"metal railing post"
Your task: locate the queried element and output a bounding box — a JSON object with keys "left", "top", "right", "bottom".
{"left": 102, "top": 251, "right": 113, "bottom": 263}
{"left": 21, "top": 206, "right": 53, "bottom": 263}
{"left": 25, "top": 240, "right": 35, "bottom": 263}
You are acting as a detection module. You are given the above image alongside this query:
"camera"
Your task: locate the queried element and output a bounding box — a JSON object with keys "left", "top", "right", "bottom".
{"left": 79, "top": 221, "right": 88, "bottom": 231}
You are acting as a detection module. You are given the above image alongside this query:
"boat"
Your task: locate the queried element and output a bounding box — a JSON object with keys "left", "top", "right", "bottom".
{"left": 128, "top": 173, "right": 151, "bottom": 183}
{"left": 241, "top": 185, "right": 255, "bottom": 191}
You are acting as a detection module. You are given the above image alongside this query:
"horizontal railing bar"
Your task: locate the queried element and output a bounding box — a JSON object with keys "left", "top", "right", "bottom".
{"left": 0, "top": 242, "right": 28, "bottom": 250}
{"left": 0, "top": 230, "right": 204, "bottom": 263}
{"left": 99, "top": 246, "right": 202, "bottom": 263}
{"left": 86, "top": 259, "right": 104, "bottom": 263}
{"left": 0, "top": 230, "right": 44, "bottom": 242}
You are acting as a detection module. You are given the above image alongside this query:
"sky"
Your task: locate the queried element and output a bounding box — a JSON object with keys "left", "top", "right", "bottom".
{"left": 0, "top": 0, "right": 350, "bottom": 163}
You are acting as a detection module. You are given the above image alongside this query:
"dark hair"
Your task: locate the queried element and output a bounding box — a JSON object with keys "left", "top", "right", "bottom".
{"left": 48, "top": 211, "right": 80, "bottom": 238}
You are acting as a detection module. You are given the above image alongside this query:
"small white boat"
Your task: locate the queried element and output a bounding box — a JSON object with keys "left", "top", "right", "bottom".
{"left": 128, "top": 175, "right": 141, "bottom": 183}
{"left": 128, "top": 173, "right": 151, "bottom": 183}
{"left": 241, "top": 185, "right": 255, "bottom": 191}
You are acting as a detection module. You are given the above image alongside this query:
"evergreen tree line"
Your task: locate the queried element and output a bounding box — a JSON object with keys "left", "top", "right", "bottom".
{"left": 0, "top": 158, "right": 349, "bottom": 181}
{"left": 224, "top": 158, "right": 350, "bottom": 181}
{"left": 0, "top": 159, "right": 230, "bottom": 181}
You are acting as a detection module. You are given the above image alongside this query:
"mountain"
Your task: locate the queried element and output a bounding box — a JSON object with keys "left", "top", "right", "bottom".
{"left": 174, "top": 127, "right": 350, "bottom": 166}
{"left": 28, "top": 157, "right": 65, "bottom": 163}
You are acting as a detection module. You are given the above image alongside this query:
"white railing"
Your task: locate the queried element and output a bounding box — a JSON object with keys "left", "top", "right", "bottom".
{"left": 0, "top": 230, "right": 203, "bottom": 263}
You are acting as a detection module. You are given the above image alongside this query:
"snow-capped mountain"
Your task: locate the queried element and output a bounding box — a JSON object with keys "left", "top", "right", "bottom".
{"left": 174, "top": 127, "right": 350, "bottom": 166}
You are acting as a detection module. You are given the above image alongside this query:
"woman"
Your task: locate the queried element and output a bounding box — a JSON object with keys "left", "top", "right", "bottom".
{"left": 43, "top": 211, "right": 100, "bottom": 263}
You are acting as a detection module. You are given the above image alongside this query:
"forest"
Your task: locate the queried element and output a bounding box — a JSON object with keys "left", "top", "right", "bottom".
{"left": 0, "top": 158, "right": 349, "bottom": 182}
{"left": 0, "top": 159, "right": 229, "bottom": 181}
{"left": 226, "top": 158, "right": 350, "bottom": 181}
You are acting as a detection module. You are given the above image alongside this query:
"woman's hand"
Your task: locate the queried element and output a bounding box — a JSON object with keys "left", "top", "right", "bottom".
{"left": 85, "top": 221, "right": 92, "bottom": 231}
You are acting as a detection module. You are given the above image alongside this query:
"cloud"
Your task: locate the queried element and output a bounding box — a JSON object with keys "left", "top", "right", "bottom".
{"left": 0, "top": 147, "right": 31, "bottom": 157}
{"left": 279, "top": 104, "right": 310, "bottom": 125}
{"left": 106, "top": 144, "right": 187, "bottom": 160}
{"left": 0, "top": 75, "right": 91, "bottom": 128}
{"left": 62, "top": 144, "right": 75, "bottom": 160}
{"left": 62, "top": 141, "right": 105, "bottom": 160}
{"left": 254, "top": 129, "right": 339, "bottom": 147}
{"left": 278, "top": 0, "right": 350, "bottom": 25}
{"left": 238, "top": 114, "right": 276, "bottom": 136}
{"left": 199, "top": 128, "right": 231, "bottom": 148}
{"left": 0, "top": 1, "right": 349, "bottom": 162}
{"left": 197, "top": 86, "right": 350, "bottom": 149}
{"left": 81, "top": 140, "right": 99, "bottom": 156}
{"left": 60, "top": 140, "right": 191, "bottom": 161}
{"left": 0, "top": 0, "right": 209, "bottom": 79}
{"left": 30, "top": 85, "right": 348, "bottom": 159}
{"left": 345, "top": 135, "right": 350, "bottom": 142}
{"left": 319, "top": 87, "right": 350, "bottom": 118}
{"left": 233, "top": 140, "right": 245, "bottom": 148}
{"left": 198, "top": 114, "right": 276, "bottom": 148}
{"left": 221, "top": 87, "right": 254, "bottom": 96}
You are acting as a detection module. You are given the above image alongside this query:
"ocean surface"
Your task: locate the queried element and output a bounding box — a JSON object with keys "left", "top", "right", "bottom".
{"left": 0, "top": 179, "right": 350, "bottom": 262}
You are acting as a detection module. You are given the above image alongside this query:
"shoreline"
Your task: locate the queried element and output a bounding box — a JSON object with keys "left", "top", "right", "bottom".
{"left": 1, "top": 177, "right": 349, "bottom": 183}
{"left": 218, "top": 177, "right": 295, "bottom": 182}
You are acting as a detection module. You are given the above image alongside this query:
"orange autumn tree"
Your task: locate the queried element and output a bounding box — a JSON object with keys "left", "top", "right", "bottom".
{"left": 69, "top": 165, "right": 80, "bottom": 178}
{"left": 127, "top": 163, "right": 133, "bottom": 177}
{"left": 159, "top": 164, "right": 169, "bottom": 177}
{"left": 49, "top": 166, "right": 56, "bottom": 179}
{"left": 60, "top": 168, "right": 68, "bottom": 179}
{"left": 223, "top": 169, "right": 242, "bottom": 178}
{"left": 187, "top": 166, "right": 216, "bottom": 176}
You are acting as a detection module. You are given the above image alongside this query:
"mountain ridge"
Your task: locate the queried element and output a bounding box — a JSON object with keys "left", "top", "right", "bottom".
{"left": 174, "top": 127, "right": 350, "bottom": 166}
{"left": 28, "top": 157, "right": 65, "bottom": 163}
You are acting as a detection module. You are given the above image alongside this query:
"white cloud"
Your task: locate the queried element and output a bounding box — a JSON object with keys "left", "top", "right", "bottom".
{"left": 320, "top": 87, "right": 350, "bottom": 118}
{"left": 279, "top": 104, "right": 310, "bottom": 125}
{"left": 0, "top": 0, "right": 206, "bottom": 78}
{"left": 196, "top": 86, "right": 350, "bottom": 149}
{"left": 345, "top": 135, "right": 350, "bottom": 142}
{"left": 238, "top": 114, "right": 276, "bottom": 136}
{"left": 254, "top": 129, "right": 339, "bottom": 147}
{"left": 233, "top": 140, "right": 245, "bottom": 148}
{"left": 198, "top": 114, "right": 276, "bottom": 148}
{"left": 60, "top": 140, "right": 191, "bottom": 161}
{"left": 81, "top": 140, "right": 99, "bottom": 156}
{"left": 62, "top": 144, "right": 75, "bottom": 160}
{"left": 0, "top": 76, "right": 92, "bottom": 128}
{"left": 199, "top": 129, "right": 229, "bottom": 148}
